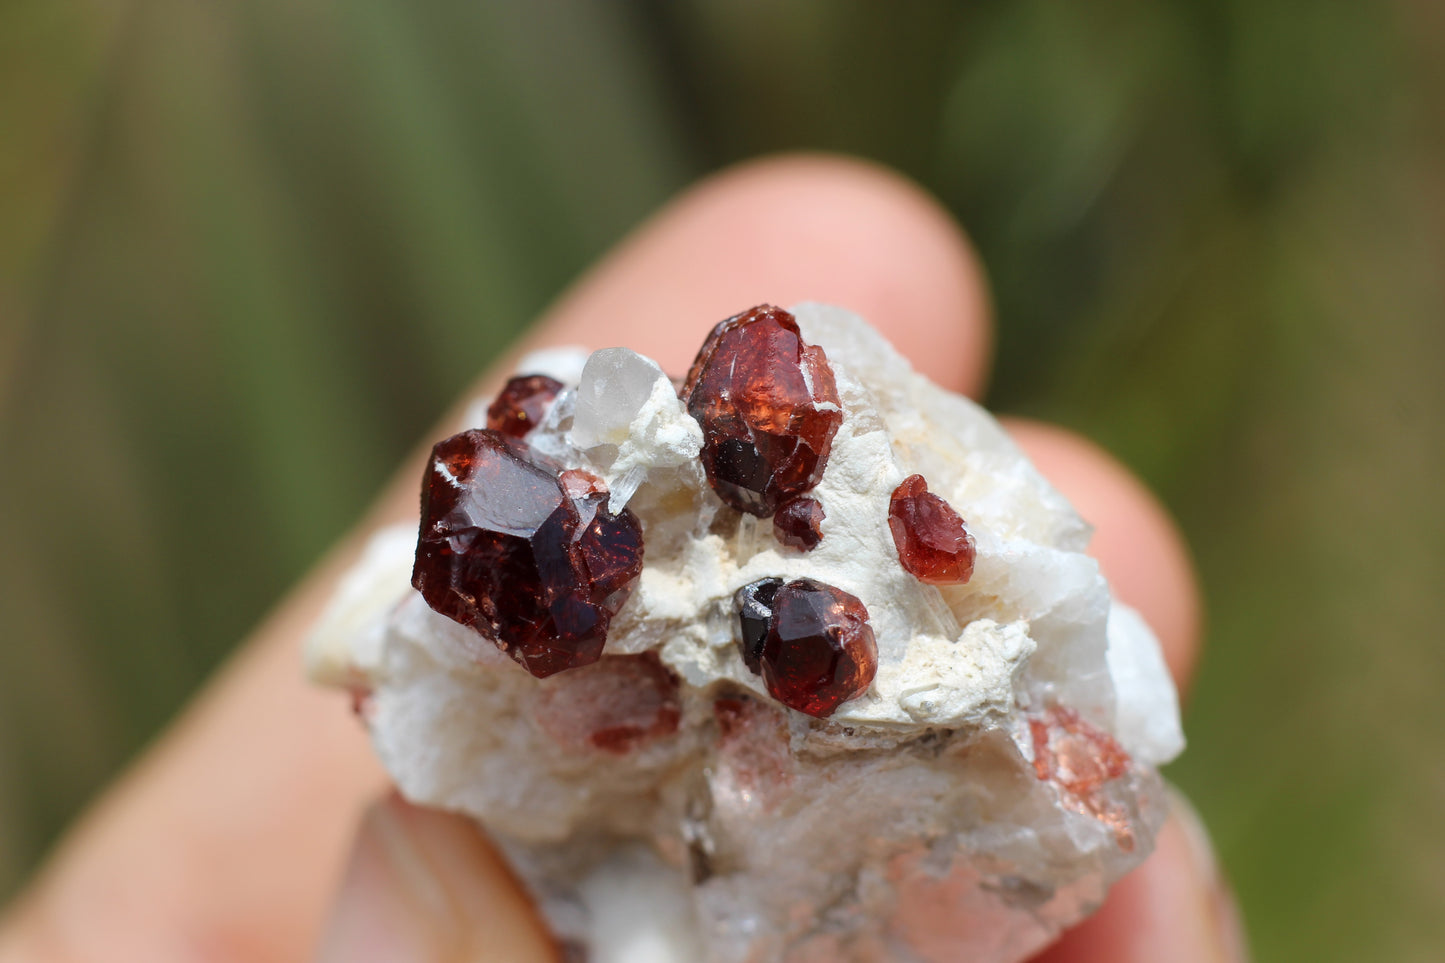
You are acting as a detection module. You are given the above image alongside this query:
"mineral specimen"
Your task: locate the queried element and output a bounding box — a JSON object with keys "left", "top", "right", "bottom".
{"left": 888, "top": 473, "right": 977, "bottom": 585}
{"left": 307, "top": 303, "right": 1185, "bottom": 963}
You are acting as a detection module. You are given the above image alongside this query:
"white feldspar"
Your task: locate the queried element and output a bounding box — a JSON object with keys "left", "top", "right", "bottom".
{"left": 307, "top": 303, "right": 1184, "bottom": 963}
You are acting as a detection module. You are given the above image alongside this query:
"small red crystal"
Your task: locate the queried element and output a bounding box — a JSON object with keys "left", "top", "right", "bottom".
{"left": 412, "top": 429, "right": 644, "bottom": 678}
{"left": 888, "top": 474, "right": 976, "bottom": 585}
{"left": 682, "top": 305, "right": 843, "bottom": 516}
{"left": 772, "top": 496, "right": 825, "bottom": 551}
{"left": 486, "top": 374, "right": 562, "bottom": 439}
{"left": 758, "top": 578, "right": 877, "bottom": 717}
{"left": 533, "top": 653, "right": 681, "bottom": 754}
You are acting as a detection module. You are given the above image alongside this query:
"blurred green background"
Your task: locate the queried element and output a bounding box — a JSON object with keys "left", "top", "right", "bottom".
{"left": 1, "top": 1, "right": 1441, "bottom": 959}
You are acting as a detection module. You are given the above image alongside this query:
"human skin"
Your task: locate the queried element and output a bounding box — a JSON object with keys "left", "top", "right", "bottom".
{"left": 0, "top": 155, "right": 1244, "bottom": 963}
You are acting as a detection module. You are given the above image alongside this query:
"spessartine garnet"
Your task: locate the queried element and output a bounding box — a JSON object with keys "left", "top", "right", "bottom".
{"left": 486, "top": 374, "right": 563, "bottom": 439}
{"left": 682, "top": 305, "right": 843, "bottom": 517}
{"left": 412, "top": 429, "right": 643, "bottom": 678}
{"left": 755, "top": 578, "right": 877, "bottom": 718}
{"left": 887, "top": 474, "right": 977, "bottom": 585}
{"left": 773, "top": 496, "right": 825, "bottom": 551}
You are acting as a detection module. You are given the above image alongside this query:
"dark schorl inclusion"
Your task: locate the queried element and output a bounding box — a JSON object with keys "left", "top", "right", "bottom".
{"left": 735, "top": 576, "right": 878, "bottom": 718}
{"left": 412, "top": 429, "right": 644, "bottom": 678}
{"left": 734, "top": 577, "right": 784, "bottom": 673}
{"left": 682, "top": 305, "right": 844, "bottom": 517}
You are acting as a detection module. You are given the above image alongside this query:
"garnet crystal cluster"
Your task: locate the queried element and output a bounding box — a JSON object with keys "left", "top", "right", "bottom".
{"left": 309, "top": 303, "right": 1185, "bottom": 963}
{"left": 411, "top": 429, "right": 642, "bottom": 678}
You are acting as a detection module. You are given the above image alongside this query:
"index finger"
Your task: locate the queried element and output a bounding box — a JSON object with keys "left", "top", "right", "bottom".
{"left": 1, "top": 154, "right": 994, "bottom": 963}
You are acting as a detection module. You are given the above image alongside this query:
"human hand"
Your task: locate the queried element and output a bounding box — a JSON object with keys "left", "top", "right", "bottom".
{"left": 0, "top": 155, "right": 1243, "bottom": 963}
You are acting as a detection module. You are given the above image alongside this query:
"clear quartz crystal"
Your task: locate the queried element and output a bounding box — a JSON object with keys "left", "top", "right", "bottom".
{"left": 569, "top": 347, "right": 703, "bottom": 512}
{"left": 306, "top": 304, "right": 1184, "bottom": 963}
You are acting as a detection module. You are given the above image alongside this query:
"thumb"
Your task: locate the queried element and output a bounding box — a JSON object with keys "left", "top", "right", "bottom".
{"left": 315, "top": 794, "right": 558, "bottom": 963}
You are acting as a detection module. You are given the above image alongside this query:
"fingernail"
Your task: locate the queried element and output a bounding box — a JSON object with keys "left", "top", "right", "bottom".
{"left": 314, "top": 793, "right": 557, "bottom": 963}
{"left": 1167, "top": 786, "right": 1251, "bottom": 963}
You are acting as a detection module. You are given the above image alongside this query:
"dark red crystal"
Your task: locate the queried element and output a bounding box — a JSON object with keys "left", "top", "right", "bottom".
{"left": 412, "top": 429, "right": 644, "bottom": 678}
{"left": 772, "top": 496, "right": 825, "bottom": 551}
{"left": 887, "top": 474, "right": 976, "bottom": 585}
{"left": 486, "top": 374, "right": 563, "bottom": 439}
{"left": 682, "top": 305, "right": 843, "bottom": 516}
{"left": 533, "top": 653, "right": 681, "bottom": 754}
{"left": 758, "top": 578, "right": 877, "bottom": 718}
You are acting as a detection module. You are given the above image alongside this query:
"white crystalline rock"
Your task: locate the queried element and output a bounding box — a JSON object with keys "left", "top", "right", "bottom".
{"left": 306, "top": 304, "right": 1185, "bottom": 963}
{"left": 568, "top": 347, "right": 703, "bottom": 511}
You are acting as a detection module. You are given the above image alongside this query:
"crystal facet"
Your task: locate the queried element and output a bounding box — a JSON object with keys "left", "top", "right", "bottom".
{"left": 888, "top": 473, "right": 977, "bottom": 585}
{"left": 758, "top": 578, "right": 877, "bottom": 717}
{"left": 412, "top": 429, "right": 643, "bottom": 677}
{"left": 486, "top": 374, "right": 563, "bottom": 439}
{"left": 772, "top": 496, "right": 825, "bottom": 551}
{"left": 682, "top": 304, "right": 843, "bottom": 516}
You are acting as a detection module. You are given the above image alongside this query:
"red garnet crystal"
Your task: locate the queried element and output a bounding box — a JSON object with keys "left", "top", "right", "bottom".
{"left": 887, "top": 474, "right": 977, "bottom": 585}
{"left": 412, "top": 429, "right": 644, "bottom": 678}
{"left": 758, "top": 578, "right": 877, "bottom": 718}
{"left": 486, "top": 374, "right": 563, "bottom": 439}
{"left": 682, "top": 305, "right": 843, "bottom": 517}
{"left": 772, "top": 496, "right": 825, "bottom": 551}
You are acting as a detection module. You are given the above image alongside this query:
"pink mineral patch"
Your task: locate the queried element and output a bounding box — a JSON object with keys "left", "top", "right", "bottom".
{"left": 1029, "top": 706, "right": 1135, "bottom": 850}
{"left": 711, "top": 696, "right": 794, "bottom": 810}
{"left": 532, "top": 653, "right": 681, "bottom": 754}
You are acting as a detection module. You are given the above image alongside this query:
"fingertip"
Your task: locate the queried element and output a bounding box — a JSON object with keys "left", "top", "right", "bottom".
{"left": 1004, "top": 419, "right": 1202, "bottom": 691}
{"left": 525, "top": 152, "right": 992, "bottom": 396}
{"left": 315, "top": 794, "right": 557, "bottom": 963}
{"left": 1031, "top": 790, "right": 1248, "bottom": 963}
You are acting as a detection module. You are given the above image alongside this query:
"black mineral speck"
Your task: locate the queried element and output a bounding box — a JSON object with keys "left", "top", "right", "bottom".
{"left": 734, "top": 577, "right": 783, "bottom": 673}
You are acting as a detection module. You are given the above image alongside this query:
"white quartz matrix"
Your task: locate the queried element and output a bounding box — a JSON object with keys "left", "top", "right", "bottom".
{"left": 307, "top": 303, "right": 1184, "bottom": 963}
